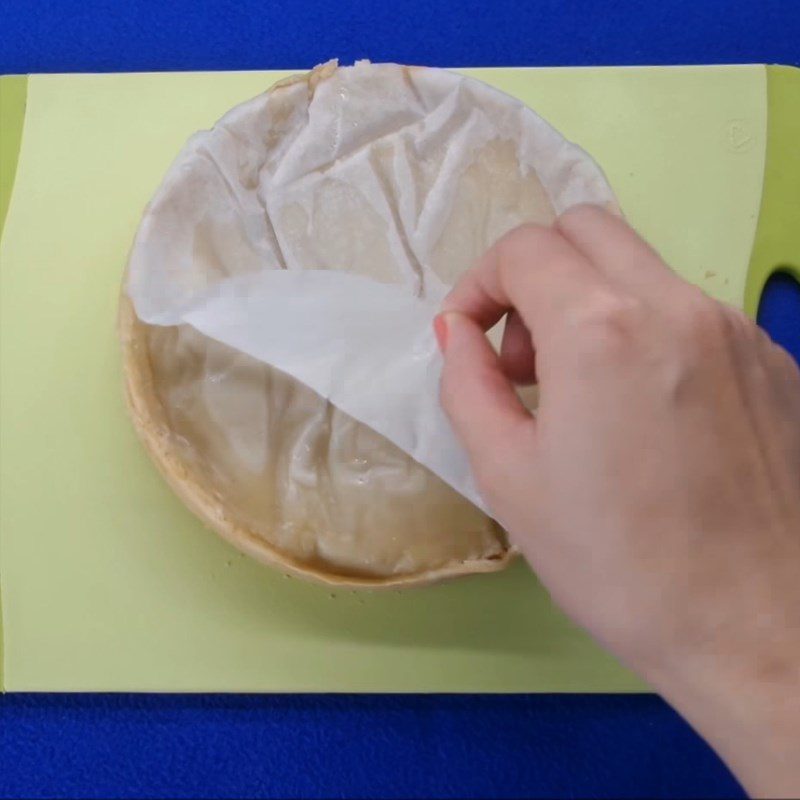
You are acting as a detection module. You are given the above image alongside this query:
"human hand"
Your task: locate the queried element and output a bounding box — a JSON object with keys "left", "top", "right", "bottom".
{"left": 436, "top": 205, "right": 800, "bottom": 796}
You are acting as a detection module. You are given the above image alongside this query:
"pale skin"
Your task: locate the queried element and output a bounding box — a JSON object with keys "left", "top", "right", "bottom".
{"left": 434, "top": 205, "right": 800, "bottom": 797}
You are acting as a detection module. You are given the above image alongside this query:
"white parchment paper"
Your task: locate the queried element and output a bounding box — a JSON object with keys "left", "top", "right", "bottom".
{"left": 128, "top": 62, "right": 615, "bottom": 513}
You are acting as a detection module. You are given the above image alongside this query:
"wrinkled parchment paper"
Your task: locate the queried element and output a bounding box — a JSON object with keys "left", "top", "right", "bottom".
{"left": 128, "top": 61, "right": 615, "bottom": 514}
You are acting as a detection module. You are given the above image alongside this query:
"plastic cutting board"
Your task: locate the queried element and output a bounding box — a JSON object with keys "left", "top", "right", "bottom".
{"left": 0, "top": 65, "right": 797, "bottom": 692}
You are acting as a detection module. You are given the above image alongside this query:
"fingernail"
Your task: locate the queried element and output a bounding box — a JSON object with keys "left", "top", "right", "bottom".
{"left": 433, "top": 313, "right": 449, "bottom": 352}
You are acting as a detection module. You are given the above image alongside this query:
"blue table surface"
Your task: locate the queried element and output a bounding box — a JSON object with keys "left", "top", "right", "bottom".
{"left": 1, "top": 1, "right": 798, "bottom": 797}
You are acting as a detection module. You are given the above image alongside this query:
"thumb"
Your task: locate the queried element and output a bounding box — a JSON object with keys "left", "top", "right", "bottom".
{"left": 437, "top": 311, "right": 534, "bottom": 469}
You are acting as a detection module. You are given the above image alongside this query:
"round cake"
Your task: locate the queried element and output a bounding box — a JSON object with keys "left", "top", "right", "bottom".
{"left": 120, "top": 61, "right": 616, "bottom": 587}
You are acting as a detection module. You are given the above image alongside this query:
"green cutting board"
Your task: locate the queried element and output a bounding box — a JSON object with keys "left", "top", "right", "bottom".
{"left": 0, "top": 66, "right": 797, "bottom": 692}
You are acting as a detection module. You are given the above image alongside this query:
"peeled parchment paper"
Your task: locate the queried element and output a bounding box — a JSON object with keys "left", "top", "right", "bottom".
{"left": 128, "top": 61, "right": 615, "bottom": 522}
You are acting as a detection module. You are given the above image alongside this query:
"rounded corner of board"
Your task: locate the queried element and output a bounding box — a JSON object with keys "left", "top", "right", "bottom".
{"left": 744, "top": 65, "right": 800, "bottom": 318}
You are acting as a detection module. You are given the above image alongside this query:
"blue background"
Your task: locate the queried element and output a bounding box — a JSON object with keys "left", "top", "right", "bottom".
{"left": 1, "top": 0, "right": 798, "bottom": 796}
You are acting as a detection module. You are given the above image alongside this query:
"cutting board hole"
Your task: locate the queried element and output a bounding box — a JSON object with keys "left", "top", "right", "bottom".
{"left": 757, "top": 268, "right": 800, "bottom": 367}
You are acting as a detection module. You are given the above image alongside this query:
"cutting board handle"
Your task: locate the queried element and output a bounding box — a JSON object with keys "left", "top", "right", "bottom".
{"left": 744, "top": 65, "right": 800, "bottom": 317}
{"left": 0, "top": 75, "right": 27, "bottom": 242}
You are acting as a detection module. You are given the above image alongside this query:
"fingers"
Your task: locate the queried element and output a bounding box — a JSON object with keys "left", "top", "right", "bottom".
{"left": 500, "top": 309, "right": 537, "bottom": 385}
{"left": 556, "top": 204, "right": 677, "bottom": 292}
{"left": 438, "top": 311, "right": 534, "bottom": 465}
{"left": 443, "top": 222, "right": 613, "bottom": 346}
